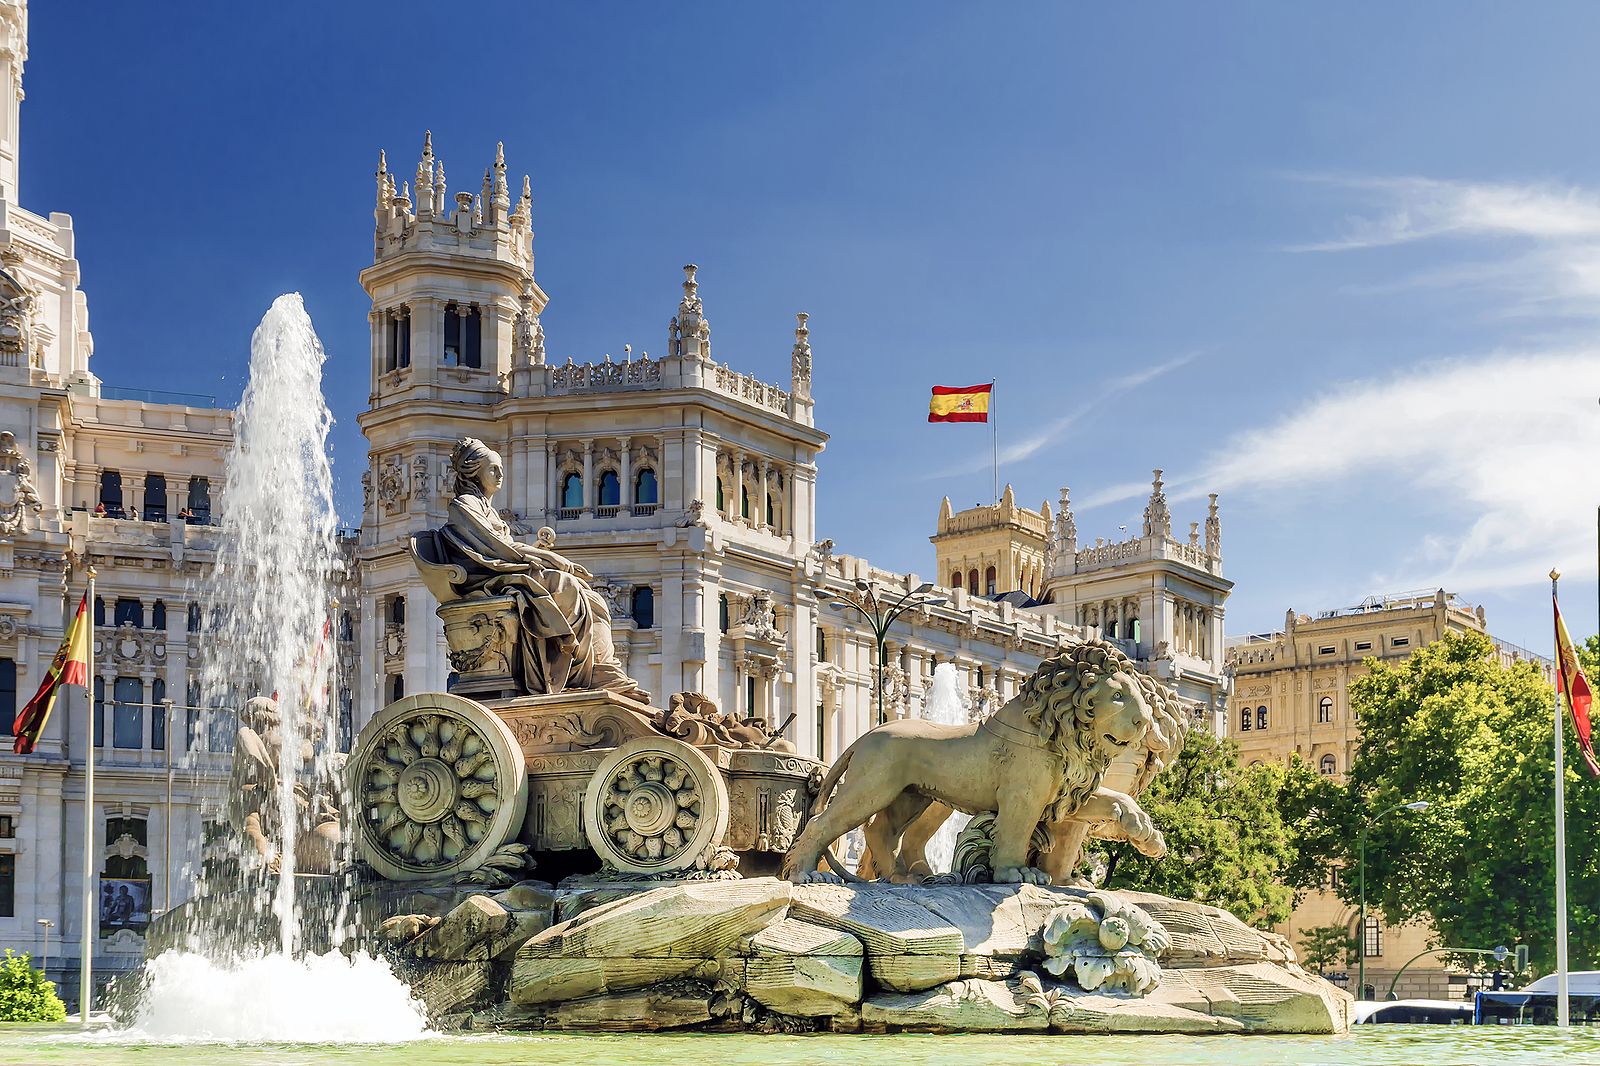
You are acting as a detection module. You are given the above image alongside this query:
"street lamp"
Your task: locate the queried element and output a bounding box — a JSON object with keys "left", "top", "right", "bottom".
{"left": 35, "top": 918, "right": 52, "bottom": 977}
{"left": 1358, "top": 799, "right": 1429, "bottom": 1000}
{"left": 828, "top": 579, "right": 947, "bottom": 726}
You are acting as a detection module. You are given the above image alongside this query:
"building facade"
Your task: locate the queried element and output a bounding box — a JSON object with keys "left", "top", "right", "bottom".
{"left": 0, "top": 0, "right": 242, "bottom": 1003}
{"left": 1225, "top": 588, "right": 1553, "bottom": 999}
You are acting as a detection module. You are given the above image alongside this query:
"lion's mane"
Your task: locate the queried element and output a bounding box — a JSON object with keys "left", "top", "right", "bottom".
{"left": 1016, "top": 640, "right": 1146, "bottom": 823}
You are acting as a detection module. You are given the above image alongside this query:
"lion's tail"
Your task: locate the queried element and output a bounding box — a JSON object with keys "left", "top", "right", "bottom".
{"left": 808, "top": 744, "right": 856, "bottom": 818}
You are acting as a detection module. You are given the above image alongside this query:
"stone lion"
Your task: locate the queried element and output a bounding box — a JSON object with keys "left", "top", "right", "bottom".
{"left": 782, "top": 640, "right": 1165, "bottom": 885}
{"left": 861, "top": 665, "right": 1189, "bottom": 883}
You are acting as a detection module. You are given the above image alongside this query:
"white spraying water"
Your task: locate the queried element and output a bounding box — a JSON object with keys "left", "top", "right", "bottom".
{"left": 135, "top": 295, "right": 426, "bottom": 1039}
{"left": 130, "top": 951, "right": 428, "bottom": 1042}
{"left": 921, "top": 663, "right": 972, "bottom": 873}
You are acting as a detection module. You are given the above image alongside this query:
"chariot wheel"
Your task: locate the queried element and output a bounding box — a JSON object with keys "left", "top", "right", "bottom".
{"left": 583, "top": 737, "right": 729, "bottom": 875}
{"left": 349, "top": 692, "right": 527, "bottom": 881}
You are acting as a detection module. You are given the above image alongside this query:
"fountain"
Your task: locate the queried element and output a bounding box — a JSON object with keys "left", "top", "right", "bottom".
{"left": 919, "top": 663, "right": 972, "bottom": 873}
{"left": 131, "top": 295, "right": 425, "bottom": 1040}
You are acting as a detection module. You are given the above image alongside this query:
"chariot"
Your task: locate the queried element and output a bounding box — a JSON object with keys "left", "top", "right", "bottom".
{"left": 346, "top": 681, "right": 824, "bottom": 883}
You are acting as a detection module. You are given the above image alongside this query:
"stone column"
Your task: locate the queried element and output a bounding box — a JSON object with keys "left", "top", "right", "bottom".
{"left": 618, "top": 436, "right": 633, "bottom": 510}
{"left": 545, "top": 443, "right": 559, "bottom": 516}
{"left": 758, "top": 461, "right": 769, "bottom": 530}
{"left": 581, "top": 441, "right": 595, "bottom": 513}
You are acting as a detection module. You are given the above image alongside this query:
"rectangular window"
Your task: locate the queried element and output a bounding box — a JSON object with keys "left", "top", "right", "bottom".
{"left": 1354, "top": 641, "right": 1372, "bottom": 651}
{"left": 112, "top": 676, "right": 144, "bottom": 749}
{"left": 114, "top": 598, "right": 144, "bottom": 628}
{"left": 1391, "top": 637, "right": 1409, "bottom": 648}
{"left": 150, "top": 679, "right": 166, "bottom": 751}
{"left": 0, "top": 815, "right": 14, "bottom": 838}
{"left": 0, "top": 658, "right": 13, "bottom": 737}
{"left": 1319, "top": 645, "right": 1336, "bottom": 655}
{"left": 745, "top": 676, "right": 756, "bottom": 716}
{"left": 0, "top": 855, "right": 13, "bottom": 917}
{"left": 443, "top": 306, "right": 461, "bottom": 366}
{"left": 465, "top": 307, "right": 482, "bottom": 368}
{"left": 1363, "top": 915, "right": 1383, "bottom": 958}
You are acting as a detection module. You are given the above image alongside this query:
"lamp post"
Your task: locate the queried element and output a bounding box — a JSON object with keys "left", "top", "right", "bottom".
{"left": 828, "top": 580, "right": 947, "bottom": 727}
{"left": 1358, "top": 799, "right": 1429, "bottom": 1000}
{"left": 36, "top": 918, "right": 52, "bottom": 976}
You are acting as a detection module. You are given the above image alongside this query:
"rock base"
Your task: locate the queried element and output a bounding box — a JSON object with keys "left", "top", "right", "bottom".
{"left": 359, "top": 877, "right": 1351, "bottom": 1035}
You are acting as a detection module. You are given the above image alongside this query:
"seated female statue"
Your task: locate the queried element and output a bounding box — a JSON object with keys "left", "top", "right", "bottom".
{"left": 416, "top": 436, "right": 649, "bottom": 704}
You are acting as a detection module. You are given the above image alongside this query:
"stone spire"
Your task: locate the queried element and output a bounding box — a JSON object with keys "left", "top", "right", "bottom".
{"left": 481, "top": 168, "right": 493, "bottom": 223}
{"left": 1056, "top": 487, "right": 1077, "bottom": 553}
{"left": 938, "top": 495, "right": 953, "bottom": 528}
{"left": 513, "top": 273, "right": 544, "bottom": 367}
{"left": 670, "top": 264, "right": 710, "bottom": 360}
{"left": 1000, "top": 483, "right": 1016, "bottom": 511}
{"left": 375, "top": 149, "right": 390, "bottom": 211}
{"left": 791, "top": 312, "right": 812, "bottom": 402}
{"left": 492, "top": 141, "right": 511, "bottom": 222}
{"left": 433, "top": 159, "right": 447, "bottom": 218}
{"left": 1142, "top": 469, "right": 1171, "bottom": 539}
{"left": 1205, "top": 493, "right": 1221, "bottom": 556}
{"left": 415, "top": 131, "right": 435, "bottom": 221}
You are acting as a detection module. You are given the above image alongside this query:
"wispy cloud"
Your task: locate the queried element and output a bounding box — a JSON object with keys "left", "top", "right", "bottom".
{"left": 924, "top": 349, "right": 1208, "bottom": 481}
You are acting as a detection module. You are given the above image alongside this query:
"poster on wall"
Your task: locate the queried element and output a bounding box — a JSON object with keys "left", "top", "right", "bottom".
{"left": 98, "top": 877, "right": 151, "bottom": 936}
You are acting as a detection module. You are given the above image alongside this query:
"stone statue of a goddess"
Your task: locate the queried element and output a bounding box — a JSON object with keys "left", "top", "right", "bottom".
{"left": 413, "top": 436, "right": 648, "bottom": 703}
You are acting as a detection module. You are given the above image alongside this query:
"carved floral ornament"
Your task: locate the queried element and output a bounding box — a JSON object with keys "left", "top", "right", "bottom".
{"left": 0, "top": 431, "right": 42, "bottom": 536}
{"left": 0, "top": 615, "right": 15, "bottom": 641}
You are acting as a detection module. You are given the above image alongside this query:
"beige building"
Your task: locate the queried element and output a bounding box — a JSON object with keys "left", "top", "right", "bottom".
{"left": 1226, "top": 588, "right": 1553, "bottom": 999}
{"left": 933, "top": 485, "right": 1051, "bottom": 600}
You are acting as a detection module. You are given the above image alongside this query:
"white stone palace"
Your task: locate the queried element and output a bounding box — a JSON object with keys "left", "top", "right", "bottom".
{"left": 351, "top": 134, "right": 1234, "bottom": 760}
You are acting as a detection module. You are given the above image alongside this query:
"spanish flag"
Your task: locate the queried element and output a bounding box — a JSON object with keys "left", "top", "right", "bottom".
{"left": 1553, "top": 592, "right": 1600, "bottom": 777}
{"left": 13, "top": 593, "right": 90, "bottom": 755}
{"left": 929, "top": 383, "right": 992, "bottom": 423}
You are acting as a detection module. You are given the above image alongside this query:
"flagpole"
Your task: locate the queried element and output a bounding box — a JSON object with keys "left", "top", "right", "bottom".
{"left": 990, "top": 379, "right": 998, "bottom": 506}
{"left": 79, "top": 564, "right": 95, "bottom": 1027}
{"left": 1551, "top": 568, "right": 1571, "bottom": 1028}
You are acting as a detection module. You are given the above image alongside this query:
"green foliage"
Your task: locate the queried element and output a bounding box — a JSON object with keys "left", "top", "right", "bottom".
{"left": 1099, "top": 726, "right": 1296, "bottom": 926}
{"left": 1299, "top": 922, "right": 1354, "bottom": 974}
{"left": 1274, "top": 753, "right": 1356, "bottom": 896}
{"left": 1346, "top": 630, "right": 1599, "bottom": 974}
{"left": 0, "top": 949, "right": 66, "bottom": 1023}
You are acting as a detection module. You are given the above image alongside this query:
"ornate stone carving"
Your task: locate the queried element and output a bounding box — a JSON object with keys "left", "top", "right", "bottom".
{"left": 230, "top": 695, "right": 345, "bottom": 875}
{"left": 790, "top": 312, "right": 812, "bottom": 403}
{"left": 378, "top": 454, "right": 409, "bottom": 514}
{"left": 0, "top": 431, "right": 43, "bottom": 536}
{"left": 1205, "top": 493, "right": 1221, "bottom": 556}
{"left": 412, "top": 456, "right": 432, "bottom": 501}
{"left": 1142, "top": 469, "right": 1171, "bottom": 540}
{"left": 0, "top": 615, "right": 16, "bottom": 641}
{"left": 1041, "top": 891, "right": 1169, "bottom": 996}
{"left": 739, "top": 589, "right": 780, "bottom": 644}
{"left": 582, "top": 737, "right": 730, "bottom": 876}
{"left": 0, "top": 284, "right": 34, "bottom": 361}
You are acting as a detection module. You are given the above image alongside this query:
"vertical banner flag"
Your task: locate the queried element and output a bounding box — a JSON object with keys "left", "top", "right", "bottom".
{"left": 928, "top": 383, "right": 992, "bottom": 423}
{"left": 1553, "top": 592, "right": 1600, "bottom": 776}
{"left": 14, "top": 592, "right": 91, "bottom": 754}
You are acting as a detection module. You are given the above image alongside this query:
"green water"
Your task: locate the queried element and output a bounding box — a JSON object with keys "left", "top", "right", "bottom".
{"left": 0, "top": 1027, "right": 1596, "bottom": 1066}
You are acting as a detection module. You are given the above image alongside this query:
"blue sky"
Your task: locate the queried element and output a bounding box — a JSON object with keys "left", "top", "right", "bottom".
{"left": 21, "top": 2, "right": 1600, "bottom": 649}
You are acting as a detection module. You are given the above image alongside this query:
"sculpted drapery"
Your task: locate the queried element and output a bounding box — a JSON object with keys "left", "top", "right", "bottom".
{"left": 419, "top": 437, "right": 649, "bottom": 704}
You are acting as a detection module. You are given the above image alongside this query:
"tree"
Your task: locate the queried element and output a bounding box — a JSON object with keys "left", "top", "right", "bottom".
{"left": 1345, "top": 630, "right": 1600, "bottom": 973}
{"left": 1098, "top": 725, "right": 1297, "bottom": 926}
{"left": 0, "top": 949, "right": 66, "bottom": 1023}
{"left": 1299, "top": 922, "right": 1354, "bottom": 975}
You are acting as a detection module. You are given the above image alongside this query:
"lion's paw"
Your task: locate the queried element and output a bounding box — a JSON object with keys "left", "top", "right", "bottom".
{"left": 1133, "top": 829, "right": 1167, "bottom": 859}
{"left": 994, "top": 865, "right": 1052, "bottom": 886}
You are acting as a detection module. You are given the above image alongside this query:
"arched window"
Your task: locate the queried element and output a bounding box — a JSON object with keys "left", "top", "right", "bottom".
{"left": 187, "top": 603, "right": 201, "bottom": 633}
{"left": 740, "top": 484, "right": 751, "bottom": 520}
{"left": 716, "top": 477, "right": 725, "bottom": 513}
{"left": 815, "top": 626, "right": 828, "bottom": 662}
{"left": 1320, "top": 754, "right": 1337, "bottom": 776}
{"left": 112, "top": 676, "right": 144, "bottom": 749}
{"left": 635, "top": 468, "right": 658, "bottom": 505}
{"left": 187, "top": 477, "right": 211, "bottom": 524}
{"left": 113, "top": 598, "right": 143, "bottom": 628}
{"left": 389, "top": 595, "right": 406, "bottom": 626}
{"left": 1318, "top": 696, "right": 1333, "bottom": 724}
{"left": 388, "top": 674, "right": 405, "bottom": 703}
{"left": 976, "top": 666, "right": 986, "bottom": 687}
{"left": 561, "top": 472, "right": 583, "bottom": 509}
{"left": 151, "top": 601, "right": 167, "bottom": 631}
{"left": 1129, "top": 618, "right": 1141, "bottom": 644}
{"left": 99, "top": 470, "right": 124, "bottom": 517}
{"left": 1362, "top": 915, "right": 1383, "bottom": 959}
{"left": 1239, "top": 707, "right": 1252, "bottom": 731}
{"left": 984, "top": 566, "right": 997, "bottom": 596}
{"left": 94, "top": 596, "right": 106, "bottom": 627}
{"left": 339, "top": 611, "right": 354, "bottom": 642}
{"left": 442, "top": 302, "right": 483, "bottom": 368}
{"left": 143, "top": 473, "right": 168, "bottom": 522}
{"left": 631, "top": 586, "right": 655, "bottom": 629}
{"left": 950, "top": 571, "right": 962, "bottom": 590}
{"left": 968, "top": 569, "right": 979, "bottom": 595}
{"left": 1256, "top": 706, "right": 1268, "bottom": 730}
{"left": 1106, "top": 620, "right": 1118, "bottom": 639}
{"left": 718, "top": 594, "right": 730, "bottom": 633}
{"left": 151, "top": 678, "right": 167, "bottom": 750}
{"left": 598, "top": 470, "right": 621, "bottom": 507}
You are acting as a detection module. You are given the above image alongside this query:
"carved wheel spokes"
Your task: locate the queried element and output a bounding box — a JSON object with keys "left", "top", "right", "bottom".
{"left": 350, "top": 693, "right": 527, "bottom": 881}
{"left": 584, "top": 737, "right": 728, "bottom": 875}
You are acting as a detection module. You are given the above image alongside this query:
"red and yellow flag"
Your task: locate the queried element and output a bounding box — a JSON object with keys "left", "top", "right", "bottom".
{"left": 13, "top": 593, "right": 90, "bottom": 755}
{"left": 1553, "top": 592, "right": 1600, "bottom": 777}
{"left": 928, "top": 383, "right": 992, "bottom": 423}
